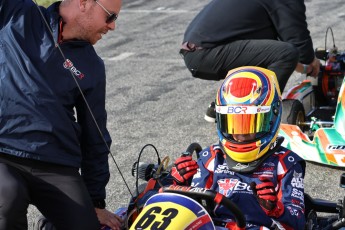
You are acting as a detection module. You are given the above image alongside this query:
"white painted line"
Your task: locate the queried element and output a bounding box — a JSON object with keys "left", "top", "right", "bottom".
{"left": 107, "top": 57, "right": 184, "bottom": 63}
{"left": 120, "top": 9, "right": 192, "bottom": 14}
{"left": 104, "top": 53, "right": 184, "bottom": 63}
{"left": 107, "top": 52, "right": 135, "bottom": 61}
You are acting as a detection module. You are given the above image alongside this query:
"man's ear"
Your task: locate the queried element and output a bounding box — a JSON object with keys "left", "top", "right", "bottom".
{"left": 79, "top": 0, "right": 88, "bottom": 12}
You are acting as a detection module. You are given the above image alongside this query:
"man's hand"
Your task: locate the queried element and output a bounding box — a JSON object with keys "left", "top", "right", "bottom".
{"left": 250, "top": 177, "right": 284, "bottom": 218}
{"left": 295, "top": 57, "right": 321, "bottom": 77}
{"left": 171, "top": 155, "right": 198, "bottom": 184}
{"left": 308, "top": 57, "right": 321, "bottom": 77}
{"left": 95, "top": 208, "right": 123, "bottom": 230}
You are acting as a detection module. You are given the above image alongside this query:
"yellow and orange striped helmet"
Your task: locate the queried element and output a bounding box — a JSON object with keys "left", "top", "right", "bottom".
{"left": 216, "top": 66, "right": 282, "bottom": 163}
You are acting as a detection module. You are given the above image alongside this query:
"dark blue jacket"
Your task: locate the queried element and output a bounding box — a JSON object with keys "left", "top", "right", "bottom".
{"left": 0, "top": 0, "right": 111, "bottom": 200}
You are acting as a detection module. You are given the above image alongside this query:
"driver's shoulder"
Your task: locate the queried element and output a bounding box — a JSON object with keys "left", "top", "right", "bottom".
{"left": 273, "top": 147, "right": 306, "bottom": 172}
{"left": 198, "top": 144, "right": 224, "bottom": 161}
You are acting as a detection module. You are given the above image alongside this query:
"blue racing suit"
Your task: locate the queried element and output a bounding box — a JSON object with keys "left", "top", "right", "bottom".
{"left": 191, "top": 144, "right": 306, "bottom": 230}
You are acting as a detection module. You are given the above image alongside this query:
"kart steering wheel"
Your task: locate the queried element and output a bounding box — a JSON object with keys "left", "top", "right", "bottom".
{"left": 161, "top": 185, "right": 246, "bottom": 229}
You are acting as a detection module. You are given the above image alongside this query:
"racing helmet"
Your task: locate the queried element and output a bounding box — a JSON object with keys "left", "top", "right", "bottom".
{"left": 216, "top": 66, "right": 282, "bottom": 164}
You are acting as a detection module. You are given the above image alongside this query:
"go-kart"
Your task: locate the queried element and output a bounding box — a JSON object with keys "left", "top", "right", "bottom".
{"left": 107, "top": 143, "right": 345, "bottom": 230}
{"left": 124, "top": 185, "right": 246, "bottom": 230}
{"left": 279, "top": 27, "right": 345, "bottom": 168}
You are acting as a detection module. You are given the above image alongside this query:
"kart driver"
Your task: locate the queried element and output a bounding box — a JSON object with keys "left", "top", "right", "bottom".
{"left": 171, "top": 66, "right": 306, "bottom": 229}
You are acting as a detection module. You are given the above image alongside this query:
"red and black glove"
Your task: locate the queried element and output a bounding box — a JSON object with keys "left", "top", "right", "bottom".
{"left": 250, "top": 177, "right": 284, "bottom": 218}
{"left": 171, "top": 155, "right": 198, "bottom": 184}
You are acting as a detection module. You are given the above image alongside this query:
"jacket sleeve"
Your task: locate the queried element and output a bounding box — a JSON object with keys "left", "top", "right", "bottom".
{"left": 0, "top": 0, "right": 23, "bottom": 28}
{"left": 269, "top": 0, "right": 315, "bottom": 64}
{"left": 77, "top": 63, "right": 112, "bottom": 201}
{"left": 273, "top": 158, "right": 306, "bottom": 229}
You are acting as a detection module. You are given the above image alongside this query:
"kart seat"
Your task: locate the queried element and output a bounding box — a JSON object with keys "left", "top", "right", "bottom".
{"left": 304, "top": 193, "right": 338, "bottom": 215}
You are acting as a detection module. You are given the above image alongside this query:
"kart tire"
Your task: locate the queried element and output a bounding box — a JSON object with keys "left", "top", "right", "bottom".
{"left": 281, "top": 99, "right": 305, "bottom": 128}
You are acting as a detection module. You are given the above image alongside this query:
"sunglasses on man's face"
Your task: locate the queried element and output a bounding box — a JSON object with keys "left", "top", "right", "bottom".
{"left": 95, "top": 0, "right": 118, "bottom": 24}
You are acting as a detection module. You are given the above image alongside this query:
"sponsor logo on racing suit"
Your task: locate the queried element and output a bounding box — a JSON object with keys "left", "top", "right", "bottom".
{"left": 217, "top": 178, "right": 252, "bottom": 196}
{"left": 291, "top": 188, "right": 304, "bottom": 201}
{"left": 215, "top": 163, "right": 235, "bottom": 175}
{"left": 291, "top": 171, "right": 304, "bottom": 188}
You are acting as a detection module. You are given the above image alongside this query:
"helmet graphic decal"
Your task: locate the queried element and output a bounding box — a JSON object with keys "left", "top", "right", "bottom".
{"left": 219, "top": 68, "right": 272, "bottom": 106}
{"left": 222, "top": 72, "right": 261, "bottom": 103}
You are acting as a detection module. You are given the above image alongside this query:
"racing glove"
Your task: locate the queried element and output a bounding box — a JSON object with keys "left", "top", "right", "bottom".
{"left": 171, "top": 154, "right": 198, "bottom": 185}
{"left": 250, "top": 177, "right": 284, "bottom": 218}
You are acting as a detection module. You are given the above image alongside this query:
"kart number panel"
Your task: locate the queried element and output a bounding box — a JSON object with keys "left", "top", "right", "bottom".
{"left": 130, "top": 193, "right": 215, "bottom": 230}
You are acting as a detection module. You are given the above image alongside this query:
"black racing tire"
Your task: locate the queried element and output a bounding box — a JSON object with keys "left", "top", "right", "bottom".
{"left": 281, "top": 99, "right": 305, "bottom": 129}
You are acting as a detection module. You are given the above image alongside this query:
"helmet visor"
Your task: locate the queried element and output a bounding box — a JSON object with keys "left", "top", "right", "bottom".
{"left": 216, "top": 105, "right": 273, "bottom": 134}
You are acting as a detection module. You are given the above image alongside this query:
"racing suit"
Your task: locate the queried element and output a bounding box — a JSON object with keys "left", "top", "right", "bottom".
{"left": 191, "top": 144, "right": 306, "bottom": 230}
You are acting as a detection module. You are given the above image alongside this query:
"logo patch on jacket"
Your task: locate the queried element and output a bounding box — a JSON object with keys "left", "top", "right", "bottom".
{"left": 217, "top": 178, "right": 238, "bottom": 196}
{"left": 63, "top": 59, "right": 85, "bottom": 79}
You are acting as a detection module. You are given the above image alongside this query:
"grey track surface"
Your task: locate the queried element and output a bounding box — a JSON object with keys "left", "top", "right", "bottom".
{"left": 27, "top": 0, "right": 345, "bottom": 228}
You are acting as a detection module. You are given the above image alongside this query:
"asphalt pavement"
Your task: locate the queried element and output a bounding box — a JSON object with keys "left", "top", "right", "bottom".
{"left": 28, "top": 0, "right": 345, "bottom": 228}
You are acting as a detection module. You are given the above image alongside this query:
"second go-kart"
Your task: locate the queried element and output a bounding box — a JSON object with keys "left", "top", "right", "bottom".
{"left": 279, "top": 28, "right": 345, "bottom": 168}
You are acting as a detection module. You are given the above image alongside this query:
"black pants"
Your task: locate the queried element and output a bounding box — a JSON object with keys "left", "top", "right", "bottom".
{"left": 0, "top": 154, "right": 100, "bottom": 230}
{"left": 181, "top": 39, "right": 299, "bottom": 91}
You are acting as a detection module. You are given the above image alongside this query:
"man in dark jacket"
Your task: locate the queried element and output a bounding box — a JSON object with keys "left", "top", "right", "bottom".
{"left": 179, "top": 0, "right": 320, "bottom": 122}
{"left": 0, "top": 0, "right": 122, "bottom": 229}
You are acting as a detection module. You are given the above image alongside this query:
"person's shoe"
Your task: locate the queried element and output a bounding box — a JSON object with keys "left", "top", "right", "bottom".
{"left": 204, "top": 102, "right": 216, "bottom": 123}
{"left": 33, "top": 216, "right": 56, "bottom": 230}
